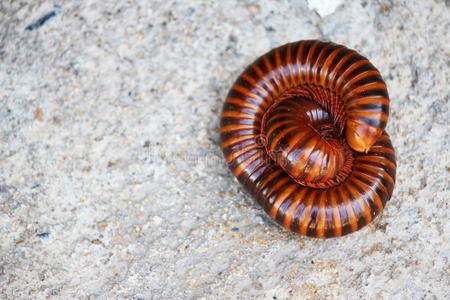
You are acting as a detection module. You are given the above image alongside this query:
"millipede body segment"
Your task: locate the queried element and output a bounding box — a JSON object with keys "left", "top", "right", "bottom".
{"left": 220, "top": 40, "right": 396, "bottom": 238}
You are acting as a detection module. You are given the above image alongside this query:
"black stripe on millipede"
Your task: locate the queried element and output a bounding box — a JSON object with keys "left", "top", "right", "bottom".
{"left": 358, "top": 117, "right": 386, "bottom": 128}
{"left": 353, "top": 165, "right": 393, "bottom": 195}
{"left": 275, "top": 190, "right": 297, "bottom": 224}
{"left": 306, "top": 192, "right": 321, "bottom": 237}
{"left": 267, "top": 123, "right": 298, "bottom": 143}
{"left": 314, "top": 43, "right": 342, "bottom": 84}
{"left": 347, "top": 103, "right": 388, "bottom": 114}
{"left": 256, "top": 171, "right": 287, "bottom": 202}
{"left": 333, "top": 55, "right": 367, "bottom": 84}
{"left": 285, "top": 132, "right": 314, "bottom": 157}
{"left": 220, "top": 130, "right": 259, "bottom": 144}
{"left": 227, "top": 89, "right": 265, "bottom": 108}
{"left": 244, "top": 164, "right": 274, "bottom": 196}
{"left": 350, "top": 176, "right": 379, "bottom": 218}
{"left": 341, "top": 184, "right": 366, "bottom": 229}
{"left": 220, "top": 117, "right": 258, "bottom": 126}
{"left": 357, "top": 155, "right": 396, "bottom": 179}
{"left": 239, "top": 68, "right": 273, "bottom": 100}
{"left": 347, "top": 88, "right": 389, "bottom": 100}
{"left": 300, "top": 147, "right": 321, "bottom": 181}
{"left": 298, "top": 41, "right": 314, "bottom": 67}
{"left": 223, "top": 103, "right": 262, "bottom": 117}
{"left": 291, "top": 189, "right": 314, "bottom": 232}
{"left": 335, "top": 188, "right": 351, "bottom": 236}
{"left": 224, "top": 138, "right": 256, "bottom": 154}
{"left": 306, "top": 41, "right": 323, "bottom": 82}
{"left": 343, "top": 64, "right": 379, "bottom": 84}
{"left": 280, "top": 44, "right": 293, "bottom": 83}
{"left": 263, "top": 179, "right": 292, "bottom": 212}
{"left": 343, "top": 75, "right": 384, "bottom": 96}
{"left": 325, "top": 48, "right": 353, "bottom": 85}
{"left": 325, "top": 197, "right": 336, "bottom": 238}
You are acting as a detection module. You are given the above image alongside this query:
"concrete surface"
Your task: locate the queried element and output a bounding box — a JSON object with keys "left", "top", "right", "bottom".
{"left": 0, "top": 0, "right": 449, "bottom": 299}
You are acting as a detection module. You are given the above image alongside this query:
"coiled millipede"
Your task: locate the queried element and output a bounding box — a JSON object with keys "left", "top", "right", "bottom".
{"left": 220, "top": 40, "right": 396, "bottom": 238}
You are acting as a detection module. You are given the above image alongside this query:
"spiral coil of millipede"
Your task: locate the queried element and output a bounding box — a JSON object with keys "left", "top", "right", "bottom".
{"left": 220, "top": 40, "right": 396, "bottom": 238}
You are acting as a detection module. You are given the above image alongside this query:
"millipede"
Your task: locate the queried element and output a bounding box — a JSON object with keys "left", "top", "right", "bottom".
{"left": 220, "top": 40, "right": 396, "bottom": 238}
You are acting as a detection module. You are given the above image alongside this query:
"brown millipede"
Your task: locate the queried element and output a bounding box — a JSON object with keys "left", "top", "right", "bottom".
{"left": 220, "top": 40, "right": 396, "bottom": 238}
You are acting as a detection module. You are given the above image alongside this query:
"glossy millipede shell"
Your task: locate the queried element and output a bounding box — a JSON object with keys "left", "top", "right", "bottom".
{"left": 220, "top": 40, "right": 396, "bottom": 238}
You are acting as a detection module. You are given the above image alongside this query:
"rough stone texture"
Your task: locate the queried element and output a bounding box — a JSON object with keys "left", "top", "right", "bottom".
{"left": 0, "top": 0, "right": 449, "bottom": 299}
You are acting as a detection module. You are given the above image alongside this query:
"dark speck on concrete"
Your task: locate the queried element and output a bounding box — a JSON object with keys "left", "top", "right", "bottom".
{"left": 36, "top": 232, "right": 50, "bottom": 238}
{"left": 186, "top": 7, "right": 195, "bottom": 17}
{"left": 25, "top": 6, "right": 60, "bottom": 31}
{"left": 231, "top": 227, "right": 239, "bottom": 232}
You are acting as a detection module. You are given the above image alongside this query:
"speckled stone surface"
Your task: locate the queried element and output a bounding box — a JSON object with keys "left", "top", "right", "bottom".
{"left": 0, "top": 0, "right": 449, "bottom": 299}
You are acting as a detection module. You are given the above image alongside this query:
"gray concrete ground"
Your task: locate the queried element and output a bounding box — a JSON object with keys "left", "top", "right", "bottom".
{"left": 0, "top": 0, "right": 449, "bottom": 299}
